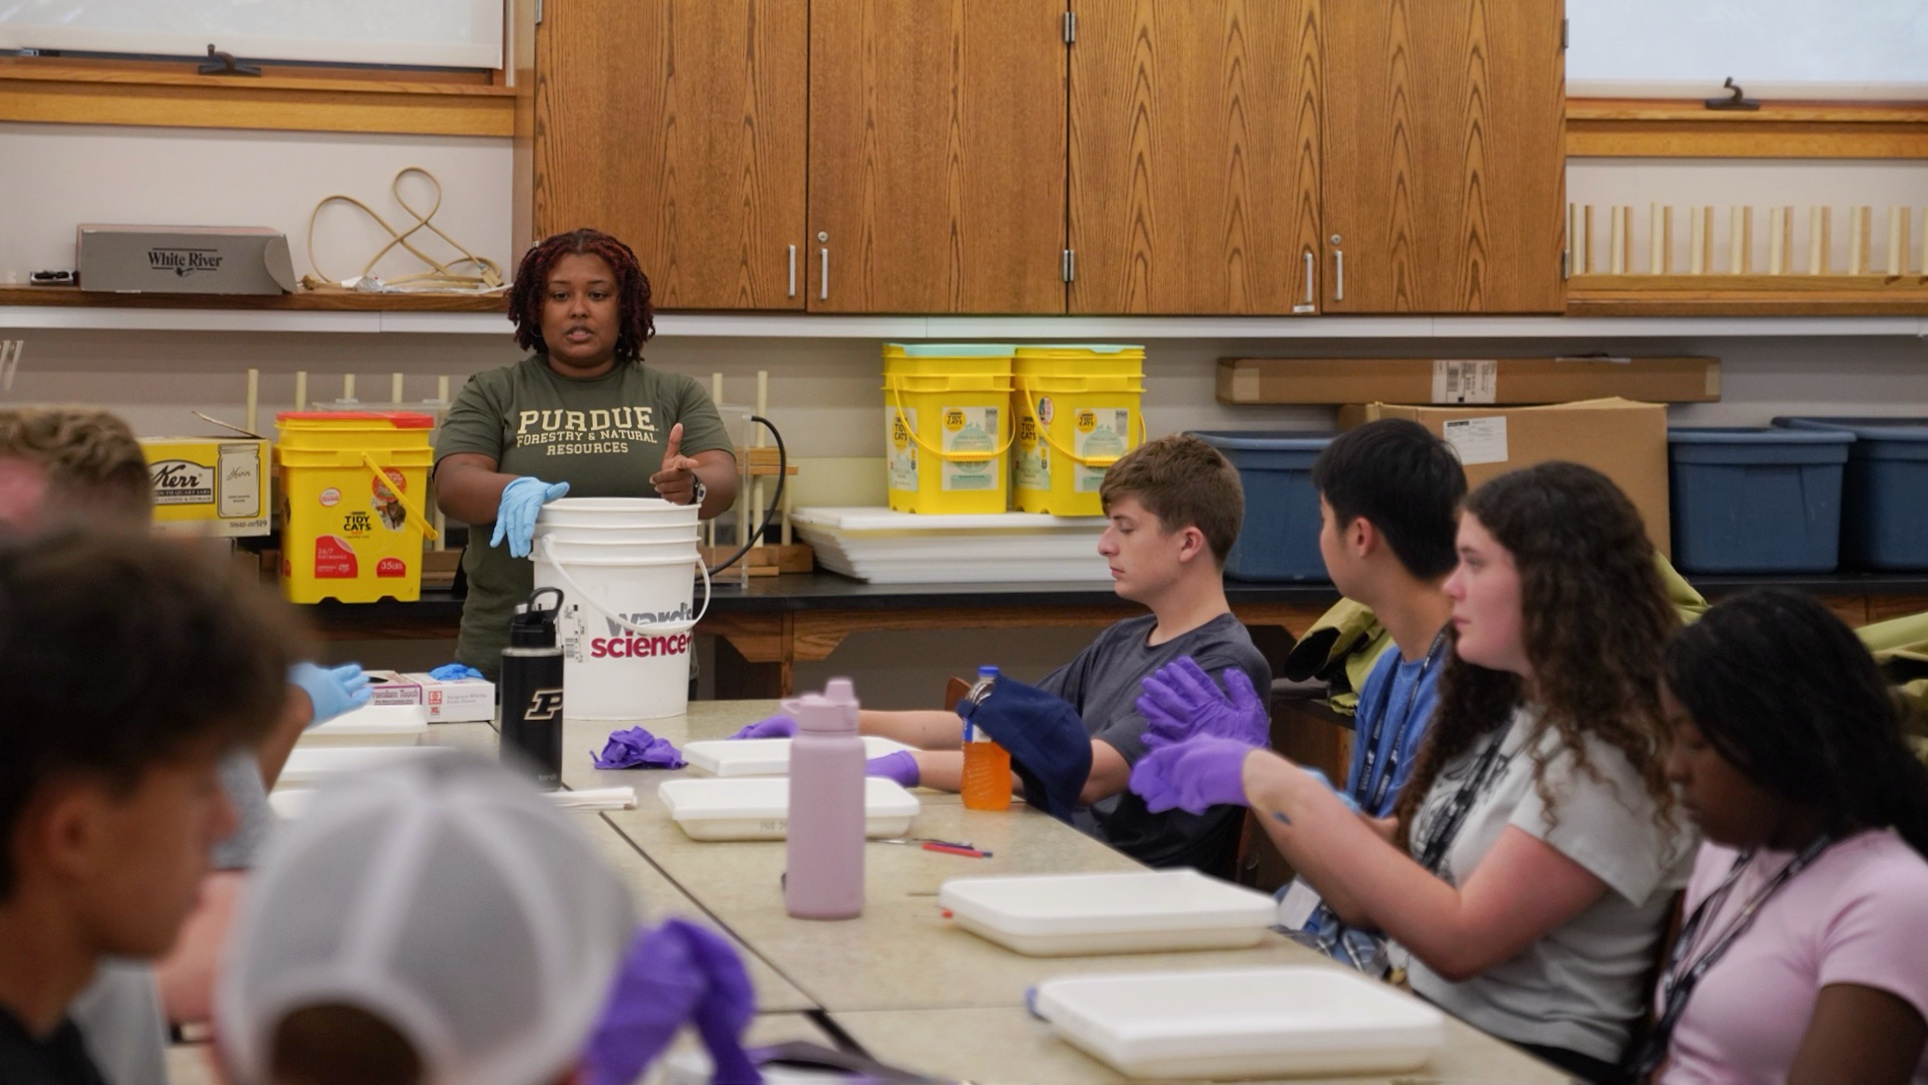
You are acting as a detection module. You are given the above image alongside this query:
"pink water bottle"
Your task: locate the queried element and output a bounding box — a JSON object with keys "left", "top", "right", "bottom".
{"left": 784, "top": 677, "right": 866, "bottom": 919}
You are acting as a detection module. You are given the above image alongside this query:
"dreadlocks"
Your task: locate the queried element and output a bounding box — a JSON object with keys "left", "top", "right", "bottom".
{"left": 508, "top": 229, "right": 655, "bottom": 365}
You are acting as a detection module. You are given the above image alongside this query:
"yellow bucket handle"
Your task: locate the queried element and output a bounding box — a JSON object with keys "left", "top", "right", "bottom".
{"left": 360, "top": 453, "right": 441, "bottom": 542}
{"left": 1015, "top": 379, "right": 1146, "bottom": 468}
{"left": 887, "top": 380, "right": 1015, "bottom": 462}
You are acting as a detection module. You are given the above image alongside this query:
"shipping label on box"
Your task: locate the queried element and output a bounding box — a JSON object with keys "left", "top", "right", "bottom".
{"left": 1340, "top": 397, "right": 1671, "bottom": 556}
{"left": 141, "top": 438, "right": 272, "bottom": 538}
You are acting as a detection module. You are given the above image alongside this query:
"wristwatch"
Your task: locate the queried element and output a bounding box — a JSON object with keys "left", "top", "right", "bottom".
{"left": 687, "top": 476, "right": 707, "bottom": 508}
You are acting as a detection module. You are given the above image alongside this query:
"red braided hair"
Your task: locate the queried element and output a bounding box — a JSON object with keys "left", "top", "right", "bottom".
{"left": 508, "top": 229, "right": 655, "bottom": 366}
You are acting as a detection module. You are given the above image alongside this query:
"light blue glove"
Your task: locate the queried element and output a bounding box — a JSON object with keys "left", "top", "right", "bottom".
{"left": 428, "top": 662, "right": 485, "bottom": 681}
{"left": 289, "top": 662, "right": 373, "bottom": 728}
{"left": 491, "top": 477, "right": 570, "bottom": 559}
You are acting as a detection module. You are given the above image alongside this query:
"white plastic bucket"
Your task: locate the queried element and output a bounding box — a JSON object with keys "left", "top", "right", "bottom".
{"left": 530, "top": 501, "right": 711, "bottom": 721}
{"left": 538, "top": 497, "right": 701, "bottom": 529}
{"left": 532, "top": 522, "right": 699, "bottom": 546}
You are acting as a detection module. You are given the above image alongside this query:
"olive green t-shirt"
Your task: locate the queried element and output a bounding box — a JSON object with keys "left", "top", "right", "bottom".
{"left": 434, "top": 356, "right": 733, "bottom": 673}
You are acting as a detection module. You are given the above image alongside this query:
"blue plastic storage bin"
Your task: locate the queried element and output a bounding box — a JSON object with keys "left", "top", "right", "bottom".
{"left": 1667, "top": 428, "right": 1853, "bottom": 574}
{"left": 1773, "top": 416, "right": 1928, "bottom": 571}
{"left": 1190, "top": 431, "right": 1335, "bottom": 582}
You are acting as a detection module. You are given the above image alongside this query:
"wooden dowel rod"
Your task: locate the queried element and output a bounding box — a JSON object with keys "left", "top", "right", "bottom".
{"left": 1688, "top": 207, "right": 1706, "bottom": 274}
{"left": 1610, "top": 207, "right": 1628, "bottom": 274}
{"left": 392, "top": 372, "right": 405, "bottom": 404}
{"left": 1849, "top": 207, "right": 1870, "bottom": 275}
{"left": 1583, "top": 205, "right": 1596, "bottom": 273}
{"left": 1768, "top": 208, "right": 1787, "bottom": 274}
{"left": 1730, "top": 207, "right": 1752, "bottom": 275}
{"left": 1808, "top": 207, "right": 1829, "bottom": 275}
{"left": 245, "top": 368, "right": 259, "bottom": 434}
{"left": 1888, "top": 208, "right": 1909, "bottom": 276}
{"left": 295, "top": 371, "right": 308, "bottom": 412}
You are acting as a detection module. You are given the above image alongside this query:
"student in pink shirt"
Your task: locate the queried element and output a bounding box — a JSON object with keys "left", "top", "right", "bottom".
{"left": 1638, "top": 589, "right": 1928, "bottom": 1084}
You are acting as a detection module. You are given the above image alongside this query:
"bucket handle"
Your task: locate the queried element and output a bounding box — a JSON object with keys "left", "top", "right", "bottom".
{"left": 887, "top": 380, "right": 1015, "bottom": 463}
{"left": 1014, "top": 379, "right": 1146, "bottom": 468}
{"left": 359, "top": 453, "right": 442, "bottom": 542}
{"left": 534, "top": 534, "right": 713, "bottom": 635}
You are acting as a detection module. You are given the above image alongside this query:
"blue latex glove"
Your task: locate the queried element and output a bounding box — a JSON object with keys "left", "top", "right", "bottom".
{"left": 288, "top": 662, "right": 372, "bottom": 728}
{"left": 1303, "top": 767, "right": 1363, "bottom": 815}
{"left": 1136, "top": 656, "right": 1269, "bottom": 750}
{"left": 1128, "top": 736, "right": 1255, "bottom": 815}
{"left": 592, "top": 726, "right": 687, "bottom": 770}
{"left": 866, "top": 750, "right": 920, "bottom": 789}
{"left": 728, "top": 715, "right": 796, "bottom": 740}
{"left": 427, "top": 662, "right": 485, "bottom": 681}
{"left": 584, "top": 920, "right": 762, "bottom": 1085}
{"left": 491, "top": 476, "right": 570, "bottom": 559}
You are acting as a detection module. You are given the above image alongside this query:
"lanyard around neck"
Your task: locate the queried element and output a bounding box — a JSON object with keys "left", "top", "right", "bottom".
{"left": 1355, "top": 627, "right": 1450, "bottom": 814}
{"left": 1629, "top": 832, "right": 1837, "bottom": 1079}
{"left": 1413, "top": 721, "right": 1512, "bottom": 874}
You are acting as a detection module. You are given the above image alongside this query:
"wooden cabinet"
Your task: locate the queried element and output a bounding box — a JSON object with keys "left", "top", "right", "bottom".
{"left": 531, "top": 0, "right": 807, "bottom": 310}
{"left": 1320, "top": 0, "right": 1567, "bottom": 313}
{"left": 1068, "top": 0, "right": 1322, "bottom": 315}
{"left": 524, "top": 0, "right": 1565, "bottom": 316}
{"left": 807, "top": 0, "right": 1067, "bottom": 313}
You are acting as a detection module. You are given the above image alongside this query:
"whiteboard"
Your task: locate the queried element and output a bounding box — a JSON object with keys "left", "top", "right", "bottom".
{"left": 1569, "top": 0, "right": 1928, "bottom": 99}
{"left": 0, "top": 0, "right": 503, "bottom": 69}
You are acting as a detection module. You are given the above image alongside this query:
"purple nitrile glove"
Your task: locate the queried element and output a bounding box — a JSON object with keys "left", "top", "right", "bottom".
{"left": 727, "top": 715, "right": 797, "bottom": 740}
{"left": 1136, "top": 656, "right": 1269, "bottom": 750}
{"left": 583, "top": 919, "right": 762, "bottom": 1085}
{"left": 289, "top": 661, "right": 373, "bottom": 728}
{"left": 1128, "top": 736, "right": 1255, "bottom": 815}
{"left": 866, "top": 750, "right": 920, "bottom": 789}
{"left": 592, "top": 726, "right": 688, "bottom": 770}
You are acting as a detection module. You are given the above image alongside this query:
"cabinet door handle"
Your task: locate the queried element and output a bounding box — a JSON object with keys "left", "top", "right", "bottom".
{"left": 1333, "top": 249, "right": 1345, "bottom": 302}
{"left": 788, "top": 245, "right": 797, "bottom": 298}
{"left": 1302, "top": 251, "right": 1314, "bottom": 306}
{"left": 819, "top": 247, "right": 829, "bottom": 301}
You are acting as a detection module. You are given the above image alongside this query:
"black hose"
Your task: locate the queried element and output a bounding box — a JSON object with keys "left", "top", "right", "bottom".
{"left": 704, "top": 414, "right": 787, "bottom": 576}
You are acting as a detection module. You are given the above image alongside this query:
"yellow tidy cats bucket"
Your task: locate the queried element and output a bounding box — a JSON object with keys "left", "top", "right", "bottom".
{"left": 275, "top": 411, "right": 440, "bottom": 603}
{"left": 1014, "top": 344, "right": 1146, "bottom": 516}
{"left": 882, "top": 344, "right": 1015, "bottom": 514}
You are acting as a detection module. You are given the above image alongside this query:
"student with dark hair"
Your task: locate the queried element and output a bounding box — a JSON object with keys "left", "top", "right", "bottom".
{"left": 1634, "top": 589, "right": 1928, "bottom": 1083}
{"left": 1134, "top": 462, "right": 1694, "bottom": 1080}
{"left": 850, "top": 433, "right": 1271, "bottom": 871}
{"left": 435, "top": 228, "right": 738, "bottom": 678}
{"left": 0, "top": 525, "right": 298, "bottom": 1084}
{"left": 1174, "top": 419, "right": 1462, "bottom": 958}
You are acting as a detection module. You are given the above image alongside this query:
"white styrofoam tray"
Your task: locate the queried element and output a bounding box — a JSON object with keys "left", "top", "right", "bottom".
{"left": 657, "top": 777, "right": 919, "bottom": 841}
{"left": 277, "top": 744, "right": 440, "bottom": 787}
{"left": 937, "top": 870, "right": 1276, "bottom": 956}
{"left": 297, "top": 702, "right": 428, "bottom": 747}
{"left": 791, "top": 507, "right": 1106, "bottom": 535}
{"left": 1032, "top": 967, "right": 1445, "bottom": 1080}
{"left": 683, "top": 736, "right": 916, "bottom": 777}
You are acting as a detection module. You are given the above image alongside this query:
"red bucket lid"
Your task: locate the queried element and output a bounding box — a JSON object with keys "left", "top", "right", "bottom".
{"left": 276, "top": 411, "right": 437, "bottom": 428}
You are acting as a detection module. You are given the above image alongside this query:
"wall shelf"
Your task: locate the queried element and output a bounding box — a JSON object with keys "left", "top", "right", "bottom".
{"left": 3, "top": 304, "right": 1924, "bottom": 340}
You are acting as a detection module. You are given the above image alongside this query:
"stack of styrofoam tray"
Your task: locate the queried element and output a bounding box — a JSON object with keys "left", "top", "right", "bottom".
{"left": 1032, "top": 967, "right": 1445, "bottom": 1080}
{"left": 683, "top": 736, "right": 916, "bottom": 776}
{"left": 790, "top": 507, "right": 1109, "bottom": 583}
{"left": 658, "top": 777, "right": 920, "bottom": 841}
{"left": 297, "top": 703, "right": 429, "bottom": 747}
{"left": 937, "top": 870, "right": 1276, "bottom": 956}
{"left": 277, "top": 744, "right": 441, "bottom": 788}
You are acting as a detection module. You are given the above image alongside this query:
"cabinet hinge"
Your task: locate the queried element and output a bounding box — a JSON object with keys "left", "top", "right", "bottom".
{"left": 1063, "top": 11, "right": 1076, "bottom": 45}
{"left": 1561, "top": 249, "right": 1571, "bottom": 280}
{"left": 1560, "top": 17, "right": 1568, "bottom": 50}
{"left": 535, "top": 0, "right": 544, "bottom": 24}
{"left": 1062, "top": 249, "right": 1076, "bottom": 283}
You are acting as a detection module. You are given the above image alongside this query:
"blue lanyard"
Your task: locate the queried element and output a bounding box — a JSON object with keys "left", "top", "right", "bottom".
{"left": 1353, "top": 628, "right": 1449, "bottom": 815}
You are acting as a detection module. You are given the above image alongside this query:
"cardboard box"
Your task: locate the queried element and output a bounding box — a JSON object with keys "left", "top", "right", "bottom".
{"left": 364, "top": 670, "right": 495, "bottom": 723}
{"left": 140, "top": 438, "right": 272, "bottom": 538}
{"left": 1219, "top": 356, "right": 1720, "bottom": 406}
{"left": 78, "top": 224, "right": 298, "bottom": 295}
{"left": 1339, "top": 398, "right": 1671, "bottom": 555}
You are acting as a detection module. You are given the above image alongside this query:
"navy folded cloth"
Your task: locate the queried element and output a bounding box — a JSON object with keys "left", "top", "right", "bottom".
{"left": 956, "top": 675, "right": 1092, "bottom": 823}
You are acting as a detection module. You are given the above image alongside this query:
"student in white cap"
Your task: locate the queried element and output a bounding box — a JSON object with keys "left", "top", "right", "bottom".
{"left": 215, "top": 751, "right": 638, "bottom": 1085}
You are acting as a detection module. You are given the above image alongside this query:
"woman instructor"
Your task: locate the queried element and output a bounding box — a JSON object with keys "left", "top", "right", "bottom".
{"left": 435, "top": 229, "right": 736, "bottom": 677}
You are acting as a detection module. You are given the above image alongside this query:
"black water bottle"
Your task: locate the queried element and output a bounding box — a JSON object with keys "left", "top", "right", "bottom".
{"left": 501, "top": 586, "right": 565, "bottom": 788}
